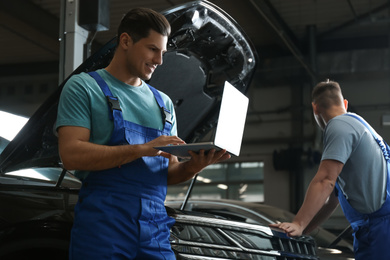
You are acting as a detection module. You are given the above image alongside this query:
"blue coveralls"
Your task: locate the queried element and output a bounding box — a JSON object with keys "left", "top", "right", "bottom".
{"left": 69, "top": 71, "right": 176, "bottom": 260}
{"left": 335, "top": 114, "right": 390, "bottom": 260}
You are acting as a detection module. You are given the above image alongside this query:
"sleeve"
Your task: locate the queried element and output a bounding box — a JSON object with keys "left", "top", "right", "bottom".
{"left": 56, "top": 74, "right": 92, "bottom": 130}
{"left": 321, "top": 119, "right": 356, "bottom": 164}
{"left": 168, "top": 101, "right": 178, "bottom": 137}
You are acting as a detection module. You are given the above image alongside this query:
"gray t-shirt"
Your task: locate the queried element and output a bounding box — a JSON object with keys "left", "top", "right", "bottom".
{"left": 322, "top": 113, "right": 387, "bottom": 214}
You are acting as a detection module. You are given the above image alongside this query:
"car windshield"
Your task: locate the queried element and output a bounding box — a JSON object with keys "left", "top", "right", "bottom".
{"left": 248, "top": 204, "right": 296, "bottom": 223}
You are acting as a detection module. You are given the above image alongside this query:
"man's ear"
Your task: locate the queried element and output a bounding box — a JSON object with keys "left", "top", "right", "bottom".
{"left": 119, "top": 33, "right": 132, "bottom": 49}
{"left": 344, "top": 99, "right": 348, "bottom": 111}
{"left": 312, "top": 102, "right": 320, "bottom": 115}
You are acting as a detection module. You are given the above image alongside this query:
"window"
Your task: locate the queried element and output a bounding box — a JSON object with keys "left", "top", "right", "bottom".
{"left": 167, "top": 162, "right": 264, "bottom": 202}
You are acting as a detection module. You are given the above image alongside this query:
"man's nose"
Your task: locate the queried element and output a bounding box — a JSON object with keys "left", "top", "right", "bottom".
{"left": 153, "top": 52, "right": 163, "bottom": 65}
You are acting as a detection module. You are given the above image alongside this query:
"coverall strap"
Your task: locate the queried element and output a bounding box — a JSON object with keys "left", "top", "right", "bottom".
{"left": 88, "top": 71, "right": 113, "bottom": 97}
{"left": 88, "top": 71, "right": 120, "bottom": 120}
{"left": 147, "top": 84, "right": 173, "bottom": 133}
{"left": 346, "top": 113, "right": 390, "bottom": 160}
{"left": 340, "top": 113, "right": 390, "bottom": 260}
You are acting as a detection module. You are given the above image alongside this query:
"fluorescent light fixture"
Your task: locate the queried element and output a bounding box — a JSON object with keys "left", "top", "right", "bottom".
{"left": 197, "top": 176, "right": 212, "bottom": 183}
{"left": 202, "top": 178, "right": 211, "bottom": 183}
{"left": 0, "top": 111, "right": 28, "bottom": 141}
{"left": 239, "top": 184, "right": 248, "bottom": 194}
{"left": 217, "top": 184, "right": 228, "bottom": 190}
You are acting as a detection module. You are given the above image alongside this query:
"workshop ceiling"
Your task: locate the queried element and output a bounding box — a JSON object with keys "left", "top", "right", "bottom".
{"left": 0, "top": 0, "right": 389, "bottom": 83}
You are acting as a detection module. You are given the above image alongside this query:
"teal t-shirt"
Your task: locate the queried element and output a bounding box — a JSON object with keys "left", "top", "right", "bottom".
{"left": 56, "top": 69, "right": 177, "bottom": 145}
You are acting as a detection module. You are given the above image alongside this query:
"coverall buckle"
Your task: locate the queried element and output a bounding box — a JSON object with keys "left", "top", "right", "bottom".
{"left": 106, "top": 96, "right": 122, "bottom": 111}
{"left": 161, "top": 107, "right": 172, "bottom": 125}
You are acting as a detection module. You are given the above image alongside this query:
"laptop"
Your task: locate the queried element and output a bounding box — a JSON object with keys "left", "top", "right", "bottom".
{"left": 154, "top": 81, "right": 249, "bottom": 159}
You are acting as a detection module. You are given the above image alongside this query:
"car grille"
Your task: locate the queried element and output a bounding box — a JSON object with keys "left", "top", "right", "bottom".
{"left": 171, "top": 215, "right": 318, "bottom": 260}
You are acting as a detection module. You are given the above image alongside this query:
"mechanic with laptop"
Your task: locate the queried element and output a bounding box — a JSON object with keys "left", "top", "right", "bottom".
{"left": 56, "top": 7, "right": 230, "bottom": 259}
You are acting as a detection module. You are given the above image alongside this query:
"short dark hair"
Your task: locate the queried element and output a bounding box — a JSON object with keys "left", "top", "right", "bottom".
{"left": 117, "top": 7, "right": 171, "bottom": 44}
{"left": 312, "top": 80, "right": 343, "bottom": 109}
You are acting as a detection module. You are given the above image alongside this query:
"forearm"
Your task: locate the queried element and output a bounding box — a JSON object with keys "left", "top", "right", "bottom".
{"left": 167, "top": 160, "right": 198, "bottom": 185}
{"left": 60, "top": 140, "right": 146, "bottom": 171}
{"left": 269, "top": 160, "right": 343, "bottom": 237}
{"left": 58, "top": 126, "right": 185, "bottom": 171}
{"left": 293, "top": 178, "right": 336, "bottom": 231}
{"left": 303, "top": 190, "right": 339, "bottom": 234}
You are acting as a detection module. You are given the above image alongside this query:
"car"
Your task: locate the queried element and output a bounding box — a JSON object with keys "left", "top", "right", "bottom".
{"left": 166, "top": 198, "right": 355, "bottom": 259}
{"left": 0, "top": 1, "right": 322, "bottom": 259}
{"left": 0, "top": 171, "right": 320, "bottom": 260}
{"left": 168, "top": 206, "right": 319, "bottom": 259}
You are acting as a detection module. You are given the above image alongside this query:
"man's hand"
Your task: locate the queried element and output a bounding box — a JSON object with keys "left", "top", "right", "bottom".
{"left": 167, "top": 149, "right": 231, "bottom": 185}
{"left": 185, "top": 149, "right": 231, "bottom": 174}
{"left": 143, "top": 135, "right": 185, "bottom": 157}
{"left": 269, "top": 222, "right": 304, "bottom": 237}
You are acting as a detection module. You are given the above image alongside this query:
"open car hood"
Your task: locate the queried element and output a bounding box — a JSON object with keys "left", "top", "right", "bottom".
{"left": 0, "top": 0, "right": 257, "bottom": 174}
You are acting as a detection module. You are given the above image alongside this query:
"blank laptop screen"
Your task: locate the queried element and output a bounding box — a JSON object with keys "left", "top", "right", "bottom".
{"left": 214, "top": 81, "right": 249, "bottom": 156}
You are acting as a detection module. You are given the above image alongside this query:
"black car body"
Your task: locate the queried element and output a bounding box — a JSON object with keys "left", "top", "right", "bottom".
{"left": 166, "top": 199, "right": 355, "bottom": 259}
{"left": 0, "top": 1, "right": 321, "bottom": 259}
{"left": 0, "top": 172, "right": 319, "bottom": 260}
